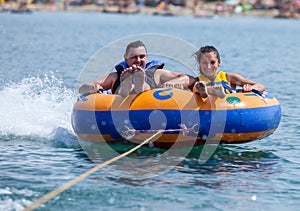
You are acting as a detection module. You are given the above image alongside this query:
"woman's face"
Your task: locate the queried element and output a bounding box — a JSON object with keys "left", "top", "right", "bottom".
{"left": 124, "top": 46, "right": 148, "bottom": 69}
{"left": 199, "top": 52, "right": 220, "bottom": 79}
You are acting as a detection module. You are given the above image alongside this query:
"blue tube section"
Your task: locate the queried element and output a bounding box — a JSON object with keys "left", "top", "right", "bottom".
{"left": 72, "top": 105, "right": 281, "bottom": 138}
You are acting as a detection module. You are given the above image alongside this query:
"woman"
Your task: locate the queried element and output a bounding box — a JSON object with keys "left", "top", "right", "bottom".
{"left": 191, "top": 45, "right": 265, "bottom": 98}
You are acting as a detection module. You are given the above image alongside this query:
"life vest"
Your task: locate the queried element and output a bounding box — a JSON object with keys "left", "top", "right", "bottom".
{"left": 198, "top": 71, "right": 235, "bottom": 93}
{"left": 112, "top": 60, "right": 164, "bottom": 94}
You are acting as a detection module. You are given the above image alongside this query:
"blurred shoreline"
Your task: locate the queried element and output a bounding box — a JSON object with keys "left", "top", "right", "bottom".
{"left": 1, "top": 0, "right": 299, "bottom": 19}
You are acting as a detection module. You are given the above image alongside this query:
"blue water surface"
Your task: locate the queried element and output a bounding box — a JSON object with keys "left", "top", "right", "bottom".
{"left": 0, "top": 11, "right": 300, "bottom": 210}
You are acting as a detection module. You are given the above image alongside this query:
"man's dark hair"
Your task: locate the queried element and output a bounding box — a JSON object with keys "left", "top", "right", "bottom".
{"left": 125, "top": 40, "right": 147, "bottom": 55}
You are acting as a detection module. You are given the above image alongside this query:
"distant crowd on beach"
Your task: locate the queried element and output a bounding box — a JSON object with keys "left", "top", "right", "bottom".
{"left": 193, "top": 0, "right": 300, "bottom": 18}
{"left": 1, "top": 0, "right": 299, "bottom": 19}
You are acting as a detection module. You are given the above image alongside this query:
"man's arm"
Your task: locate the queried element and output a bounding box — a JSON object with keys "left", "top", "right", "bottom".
{"left": 79, "top": 72, "right": 118, "bottom": 94}
{"left": 155, "top": 69, "right": 195, "bottom": 89}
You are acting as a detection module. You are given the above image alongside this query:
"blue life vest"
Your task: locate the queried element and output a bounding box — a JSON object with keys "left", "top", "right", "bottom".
{"left": 112, "top": 60, "right": 164, "bottom": 94}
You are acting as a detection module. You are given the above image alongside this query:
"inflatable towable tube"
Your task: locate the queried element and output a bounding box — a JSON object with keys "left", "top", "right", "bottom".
{"left": 71, "top": 88, "right": 281, "bottom": 148}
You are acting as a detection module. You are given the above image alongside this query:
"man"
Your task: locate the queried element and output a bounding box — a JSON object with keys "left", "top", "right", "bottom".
{"left": 79, "top": 40, "right": 189, "bottom": 97}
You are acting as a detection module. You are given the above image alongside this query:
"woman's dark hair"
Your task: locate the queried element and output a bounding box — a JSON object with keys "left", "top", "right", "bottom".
{"left": 194, "top": 45, "right": 221, "bottom": 63}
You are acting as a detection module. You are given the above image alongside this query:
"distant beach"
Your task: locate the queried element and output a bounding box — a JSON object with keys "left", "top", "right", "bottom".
{"left": 1, "top": 0, "right": 299, "bottom": 19}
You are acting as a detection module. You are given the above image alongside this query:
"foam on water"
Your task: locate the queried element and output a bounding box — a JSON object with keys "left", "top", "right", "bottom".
{"left": 0, "top": 187, "right": 34, "bottom": 211}
{"left": 0, "top": 72, "right": 76, "bottom": 140}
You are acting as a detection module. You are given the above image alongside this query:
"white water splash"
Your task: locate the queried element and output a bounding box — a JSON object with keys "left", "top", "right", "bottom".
{"left": 0, "top": 73, "right": 76, "bottom": 138}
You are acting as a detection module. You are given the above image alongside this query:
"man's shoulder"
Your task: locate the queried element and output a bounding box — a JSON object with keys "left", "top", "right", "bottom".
{"left": 109, "top": 71, "right": 118, "bottom": 75}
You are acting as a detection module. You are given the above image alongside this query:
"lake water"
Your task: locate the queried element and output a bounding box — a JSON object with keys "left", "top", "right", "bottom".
{"left": 1, "top": 11, "right": 300, "bottom": 210}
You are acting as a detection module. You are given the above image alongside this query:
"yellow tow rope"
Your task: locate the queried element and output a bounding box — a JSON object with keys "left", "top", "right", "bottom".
{"left": 24, "top": 130, "right": 163, "bottom": 211}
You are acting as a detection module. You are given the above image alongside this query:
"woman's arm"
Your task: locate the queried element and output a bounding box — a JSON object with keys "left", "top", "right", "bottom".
{"left": 226, "top": 72, "right": 265, "bottom": 92}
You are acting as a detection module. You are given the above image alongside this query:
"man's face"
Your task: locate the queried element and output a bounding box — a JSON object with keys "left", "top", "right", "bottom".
{"left": 124, "top": 46, "right": 148, "bottom": 69}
